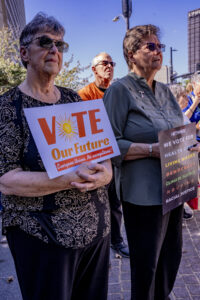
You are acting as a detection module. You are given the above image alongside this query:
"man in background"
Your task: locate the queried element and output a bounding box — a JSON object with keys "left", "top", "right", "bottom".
{"left": 78, "top": 52, "right": 129, "bottom": 257}
{"left": 78, "top": 52, "right": 114, "bottom": 100}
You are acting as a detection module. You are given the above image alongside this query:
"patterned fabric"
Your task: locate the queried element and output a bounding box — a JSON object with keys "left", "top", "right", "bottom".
{"left": 0, "top": 86, "right": 110, "bottom": 249}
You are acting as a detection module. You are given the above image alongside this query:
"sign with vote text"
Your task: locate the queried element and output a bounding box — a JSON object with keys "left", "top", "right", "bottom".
{"left": 24, "top": 99, "right": 120, "bottom": 179}
{"left": 158, "top": 123, "right": 198, "bottom": 214}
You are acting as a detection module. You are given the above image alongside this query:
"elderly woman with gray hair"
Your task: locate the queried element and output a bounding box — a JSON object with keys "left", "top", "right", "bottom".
{"left": 0, "top": 13, "right": 112, "bottom": 300}
{"left": 104, "top": 25, "right": 184, "bottom": 300}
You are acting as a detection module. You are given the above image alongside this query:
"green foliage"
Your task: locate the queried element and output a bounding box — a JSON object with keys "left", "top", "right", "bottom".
{"left": 182, "top": 79, "right": 191, "bottom": 88}
{"left": 0, "top": 27, "right": 26, "bottom": 94}
{"left": 55, "top": 55, "right": 91, "bottom": 91}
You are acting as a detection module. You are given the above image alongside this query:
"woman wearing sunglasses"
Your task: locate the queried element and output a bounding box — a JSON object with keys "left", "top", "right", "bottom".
{"left": 0, "top": 13, "right": 112, "bottom": 300}
{"left": 104, "top": 25, "right": 184, "bottom": 300}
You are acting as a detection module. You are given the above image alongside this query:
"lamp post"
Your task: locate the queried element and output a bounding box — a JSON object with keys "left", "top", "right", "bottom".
{"left": 112, "top": 0, "right": 132, "bottom": 31}
{"left": 170, "top": 47, "right": 177, "bottom": 83}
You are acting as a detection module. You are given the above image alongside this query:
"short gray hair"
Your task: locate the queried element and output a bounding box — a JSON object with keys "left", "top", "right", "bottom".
{"left": 191, "top": 72, "right": 200, "bottom": 84}
{"left": 92, "top": 52, "right": 111, "bottom": 66}
{"left": 20, "top": 12, "right": 65, "bottom": 68}
{"left": 169, "top": 84, "right": 186, "bottom": 100}
{"left": 123, "top": 24, "right": 161, "bottom": 69}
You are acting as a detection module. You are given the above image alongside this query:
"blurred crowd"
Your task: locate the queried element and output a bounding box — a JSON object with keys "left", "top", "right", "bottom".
{"left": 169, "top": 73, "right": 200, "bottom": 219}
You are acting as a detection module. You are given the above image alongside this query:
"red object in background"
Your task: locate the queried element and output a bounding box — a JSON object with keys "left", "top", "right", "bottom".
{"left": 187, "top": 184, "right": 200, "bottom": 210}
{"left": 188, "top": 197, "right": 198, "bottom": 209}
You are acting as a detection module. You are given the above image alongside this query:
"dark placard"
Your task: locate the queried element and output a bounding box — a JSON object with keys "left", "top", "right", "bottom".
{"left": 158, "top": 123, "right": 198, "bottom": 214}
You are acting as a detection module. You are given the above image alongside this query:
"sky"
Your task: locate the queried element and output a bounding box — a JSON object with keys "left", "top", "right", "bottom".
{"left": 24, "top": 0, "right": 200, "bottom": 82}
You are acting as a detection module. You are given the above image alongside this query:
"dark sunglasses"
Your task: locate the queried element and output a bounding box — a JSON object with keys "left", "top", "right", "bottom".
{"left": 95, "top": 60, "right": 116, "bottom": 67}
{"left": 28, "top": 35, "right": 69, "bottom": 53}
{"left": 145, "top": 42, "right": 165, "bottom": 52}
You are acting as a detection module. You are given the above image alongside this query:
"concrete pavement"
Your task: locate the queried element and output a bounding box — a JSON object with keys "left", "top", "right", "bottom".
{"left": 0, "top": 216, "right": 22, "bottom": 300}
{"left": 108, "top": 211, "right": 200, "bottom": 300}
{"left": 1, "top": 212, "right": 200, "bottom": 300}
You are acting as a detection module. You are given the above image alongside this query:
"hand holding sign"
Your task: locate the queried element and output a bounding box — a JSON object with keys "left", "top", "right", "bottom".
{"left": 188, "top": 143, "right": 200, "bottom": 152}
{"left": 71, "top": 159, "right": 112, "bottom": 192}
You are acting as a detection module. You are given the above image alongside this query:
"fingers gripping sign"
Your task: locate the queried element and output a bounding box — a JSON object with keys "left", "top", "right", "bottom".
{"left": 71, "top": 160, "right": 112, "bottom": 192}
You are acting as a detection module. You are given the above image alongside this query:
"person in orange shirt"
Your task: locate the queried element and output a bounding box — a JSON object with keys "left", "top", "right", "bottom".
{"left": 78, "top": 52, "right": 114, "bottom": 100}
{"left": 78, "top": 52, "right": 129, "bottom": 258}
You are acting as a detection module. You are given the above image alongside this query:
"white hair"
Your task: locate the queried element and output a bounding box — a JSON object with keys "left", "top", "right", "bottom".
{"left": 168, "top": 84, "right": 186, "bottom": 100}
{"left": 191, "top": 72, "right": 200, "bottom": 84}
{"left": 92, "top": 52, "right": 112, "bottom": 66}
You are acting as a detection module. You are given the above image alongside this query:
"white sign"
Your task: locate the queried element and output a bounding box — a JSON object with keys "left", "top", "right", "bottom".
{"left": 24, "top": 99, "right": 120, "bottom": 179}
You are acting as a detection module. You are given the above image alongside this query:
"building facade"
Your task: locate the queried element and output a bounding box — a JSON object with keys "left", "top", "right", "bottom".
{"left": 0, "top": 0, "right": 26, "bottom": 37}
{"left": 154, "top": 65, "right": 171, "bottom": 84}
{"left": 188, "top": 8, "right": 200, "bottom": 73}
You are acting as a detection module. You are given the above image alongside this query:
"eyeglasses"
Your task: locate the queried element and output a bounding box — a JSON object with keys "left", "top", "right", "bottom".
{"left": 145, "top": 42, "right": 165, "bottom": 52}
{"left": 95, "top": 60, "right": 116, "bottom": 67}
{"left": 27, "top": 35, "right": 69, "bottom": 53}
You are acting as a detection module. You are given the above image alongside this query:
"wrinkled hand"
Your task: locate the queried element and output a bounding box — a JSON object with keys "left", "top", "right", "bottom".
{"left": 70, "top": 160, "right": 112, "bottom": 193}
{"left": 75, "top": 162, "right": 97, "bottom": 176}
{"left": 58, "top": 162, "right": 96, "bottom": 188}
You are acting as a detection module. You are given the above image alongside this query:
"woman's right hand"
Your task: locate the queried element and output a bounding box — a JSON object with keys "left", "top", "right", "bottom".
{"left": 71, "top": 160, "right": 112, "bottom": 192}
{"left": 58, "top": 162, "right": 96, "bottom": 187}
{"left": 0, "top": 164, "right": 96, "bottom": 197}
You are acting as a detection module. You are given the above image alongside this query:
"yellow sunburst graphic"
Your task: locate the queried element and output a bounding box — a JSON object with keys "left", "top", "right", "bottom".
{"left": 56, "top": 114, "right": 78, "bottom": 141}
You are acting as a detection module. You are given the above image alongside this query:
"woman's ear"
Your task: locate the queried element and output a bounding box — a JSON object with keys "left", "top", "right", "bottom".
{"left": 20, "top": 46, "right": 29, "bottom": 66}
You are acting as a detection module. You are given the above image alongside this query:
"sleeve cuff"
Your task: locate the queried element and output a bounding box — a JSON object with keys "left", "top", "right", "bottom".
{"left": 111, "top": 139, "right": 132, "bottom": 167}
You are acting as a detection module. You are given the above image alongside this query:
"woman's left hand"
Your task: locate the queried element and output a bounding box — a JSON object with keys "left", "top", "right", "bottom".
{"left": 188, "top": 143, "right": 200, "bottom": 152}
{"left": 70, "top": 159, "right": 112, "bottom": 192}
